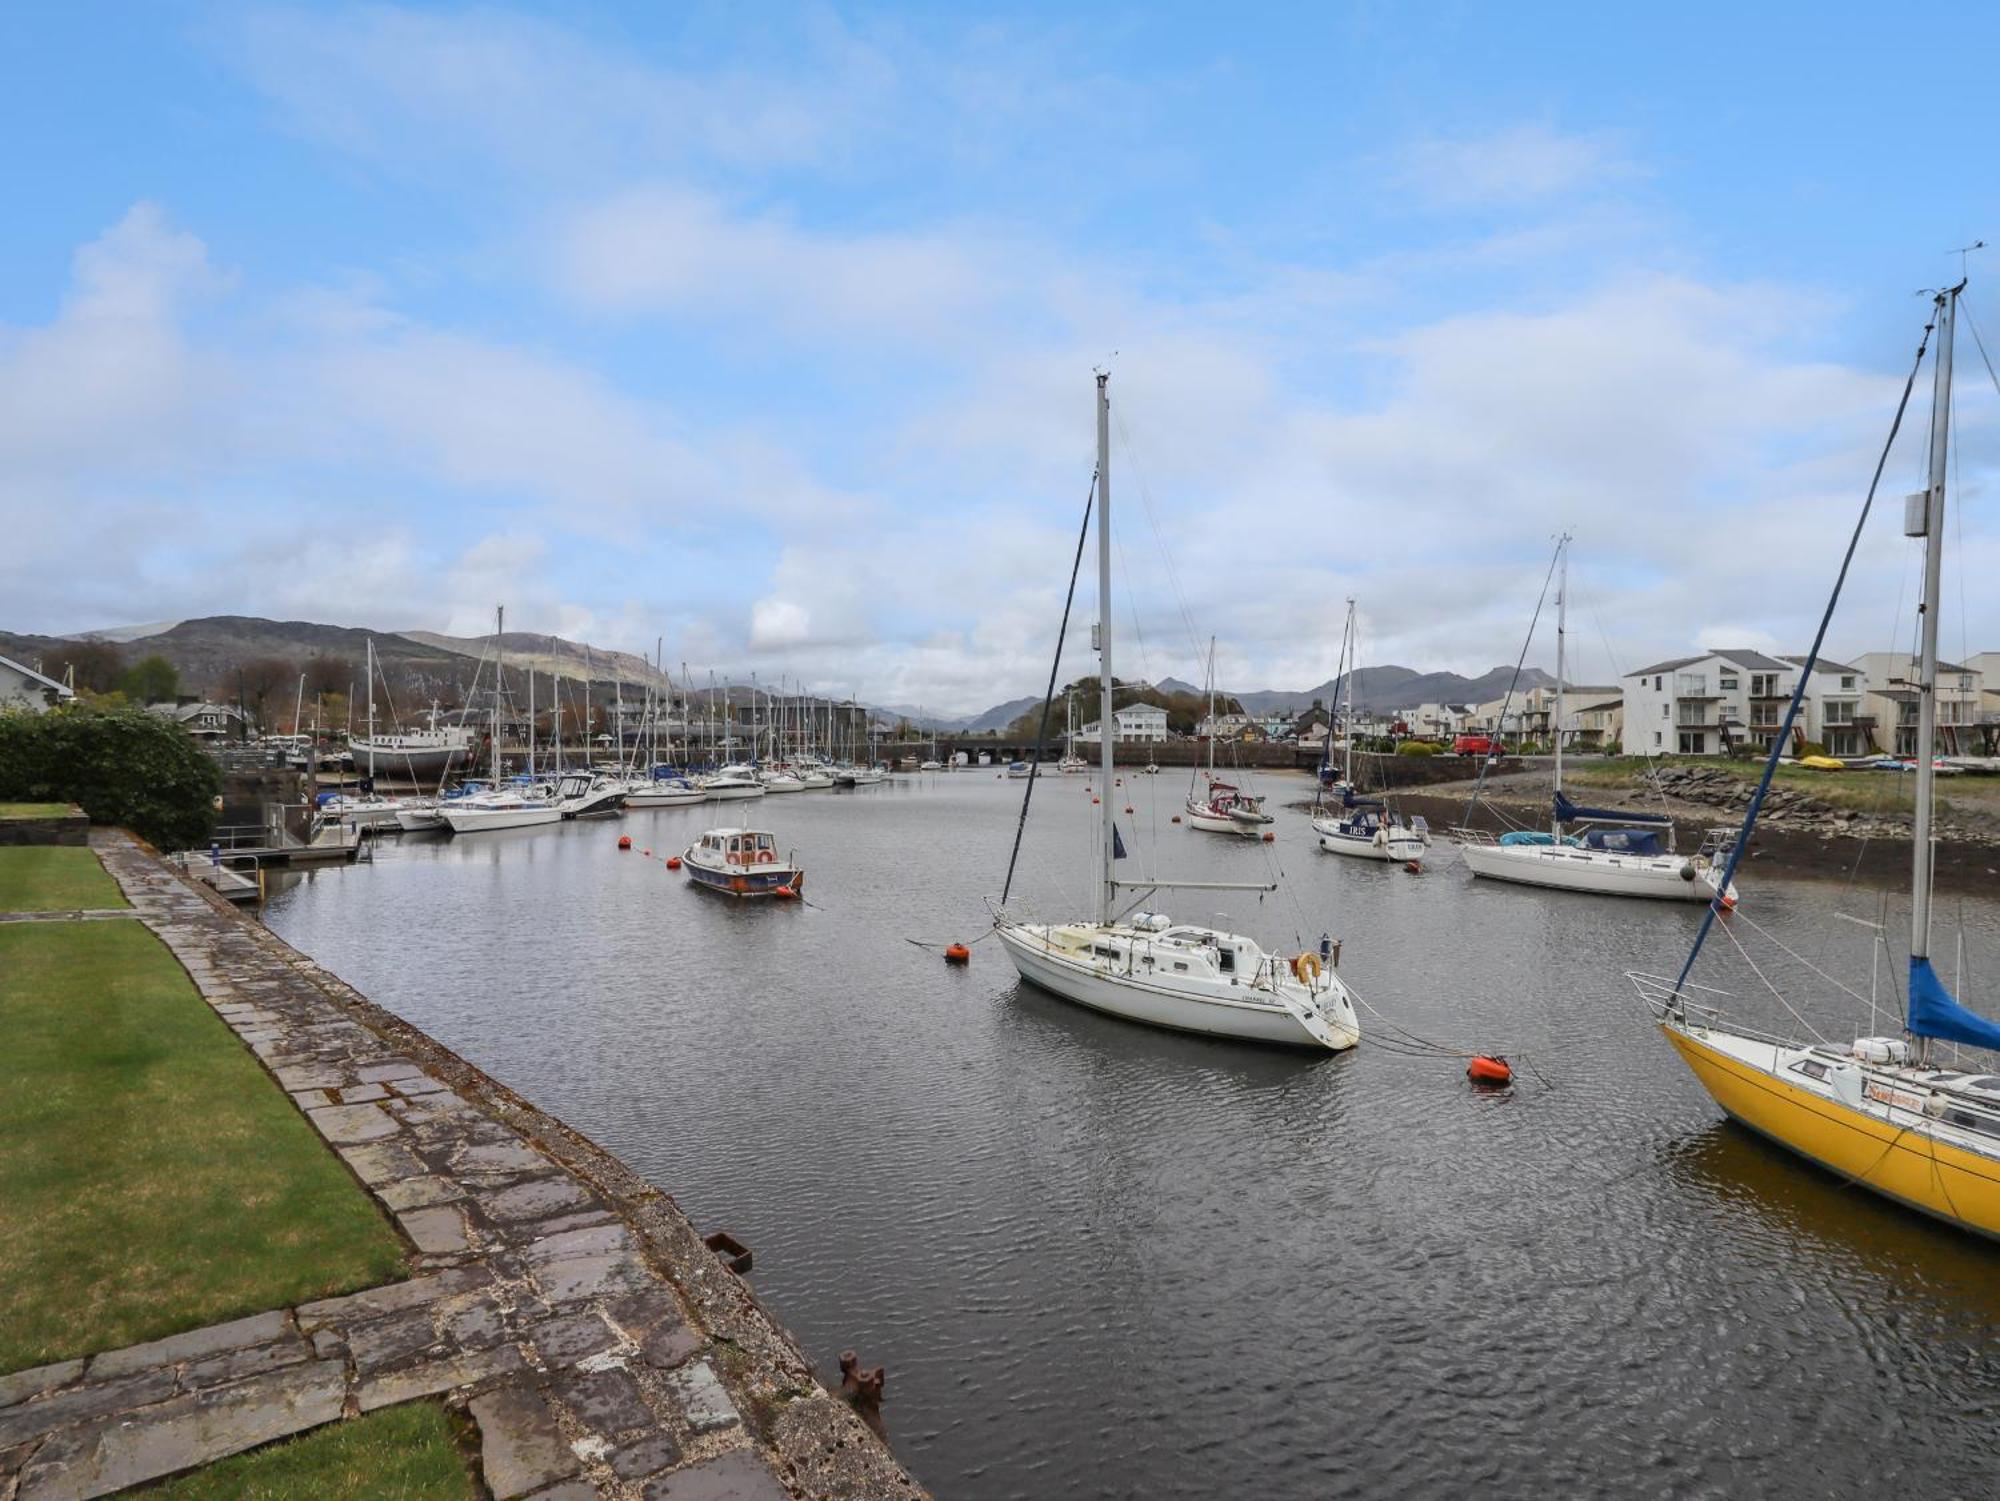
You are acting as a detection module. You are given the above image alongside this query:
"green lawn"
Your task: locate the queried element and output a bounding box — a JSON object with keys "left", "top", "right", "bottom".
{"left": 0, "top": 846, "right": 129, "bottom": 913}
{"left": 144, "top": 1403, "right": 478, "bottom": 1500}
{"left": 1559, "top": 756, "right": 1964, "bottom": 816}
{"left": 0, "top": 922, "right": 406, "bottom": 1372}
{"left": 0, "top": 802, "right": 75, "bottom": 818}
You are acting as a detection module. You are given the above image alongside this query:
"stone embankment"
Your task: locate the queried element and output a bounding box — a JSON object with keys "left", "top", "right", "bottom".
{"left": 1641, "top": 765, "right": 2000, "bottom": 847}
{"left": 1, "top": 832, "right": 926, "bottom": 1501}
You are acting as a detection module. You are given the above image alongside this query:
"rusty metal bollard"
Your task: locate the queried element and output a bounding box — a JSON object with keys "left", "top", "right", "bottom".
{"left": 838, "top": 1349, "right": 887, "bottom": 1440}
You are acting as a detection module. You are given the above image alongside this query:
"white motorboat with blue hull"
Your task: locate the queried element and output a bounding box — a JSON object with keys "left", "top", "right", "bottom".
{"left": 1313, "top": 793, "right": 1430, "bottom": 864}
{"left": 682, "top": 828, "right": 804, "bottom": 898}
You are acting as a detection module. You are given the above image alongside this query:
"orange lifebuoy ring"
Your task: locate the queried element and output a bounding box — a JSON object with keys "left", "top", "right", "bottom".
{"left": 1293, "top": 952, "right": 1322, "bottom": 985}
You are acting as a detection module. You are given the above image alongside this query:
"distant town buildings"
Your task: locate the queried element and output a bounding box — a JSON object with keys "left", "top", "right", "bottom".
{"left": 1620, "top": 648, "right": 1999, "bottom": 757}
{"left": 146, "top": 700, "right": 253, "bottom": 739}
{"left": 0, "top": 653, "right": 74, "bottom": 713}
{"left": 1078, "top": 705, "right": 1170, "bottom": 743}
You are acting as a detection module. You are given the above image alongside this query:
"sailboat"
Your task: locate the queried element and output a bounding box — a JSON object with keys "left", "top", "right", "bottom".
{"left": 1057, "top": 690, "right": 1089, "bottom": 773}
{"left": 1639, "top": 279, "right": 2000, "bottom": 1238}
{"left": 443, "top": 608, "right": 564, "bottom": 834}
{"left": 1312, "top": 599, "right": 1430, "bottom": 864}
{"left": 994, "top": 374, "right": 1360, "bottom": 1052}
{"left": 1185, "top": 640, "right": 1273, "bottom": 835}
{"left": 1453, "top": 535, "right": 1738, "bottom": 903}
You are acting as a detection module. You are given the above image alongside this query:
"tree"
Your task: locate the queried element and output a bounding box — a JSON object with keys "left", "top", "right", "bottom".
{"left": 119, "top": 654, "right": 180, "bottom": 704}
{"left": 46, "top": 640, "right": 124, "bottom": 694}
{"left": 234, "top": 656, "right": 299, "bottom": 733}
{"left": 0, "top": 705, "right": 221, "bottom": 848}
{"left": 302, "top": 654, "right": 352, "bottom": 698}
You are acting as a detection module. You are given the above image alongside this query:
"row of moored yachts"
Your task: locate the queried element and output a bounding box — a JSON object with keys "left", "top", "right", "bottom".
{"left": 317, "top": 759, "right": 893, "bottom": 835}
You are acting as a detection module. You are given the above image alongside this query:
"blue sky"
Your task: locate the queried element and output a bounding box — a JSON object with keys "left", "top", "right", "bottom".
{"left": 4, "top": 2, "right": 1997, "bottom": 712}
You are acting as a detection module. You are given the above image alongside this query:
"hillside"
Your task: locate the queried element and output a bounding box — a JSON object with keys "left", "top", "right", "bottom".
{"left": 1089, "top": 665, "right": 1557, "bottom": 720}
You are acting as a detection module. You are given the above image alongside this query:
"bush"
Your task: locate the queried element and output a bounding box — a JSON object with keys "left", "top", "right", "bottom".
{"left": 1396, "top": 740, "right": 1441, "bottom": 757}
{"left": 0, "top": 707, "right": 221, "bottom": 849}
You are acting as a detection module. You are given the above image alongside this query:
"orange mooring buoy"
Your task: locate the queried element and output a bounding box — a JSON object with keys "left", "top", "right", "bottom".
{"left": 1171, "top": 814, "right": 1182, "bottom": 824}
{"left": 944, "top": 942, "right": 971, "bottom": 965}
{"left": 618, "top": 835, "right": 632, "bottom": 850}
{"left": 1467, "top": 1055, "right": 1513, "bottom": 1086}
{"left": 1124, "top": 805, "right": 1134, "bottom": 814}
{"left": 775, "top": 884, "right": 796, "bottom": 899}
{"left": 665, "top": 855, "right": 682, "bottom": 870}
{"left": 1092, "top": 797, "right": 1101, "bottom": 804}
{"left": 1261, "top": 831, "right": 1275, "bottom": 843}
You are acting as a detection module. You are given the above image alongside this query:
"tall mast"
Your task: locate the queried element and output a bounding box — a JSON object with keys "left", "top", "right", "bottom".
{"left": 1911, "top": 283, "right": 1959, "bottom": 962}
{"left": 1341, "top": 600, "right": 1356, "bottom": 789}
{"left": 1553, "top": 534, "right": 1569, "bottom": 809}
{"left": 365, "top": 637, "right": 376, "bottom": 781}
{"left": 527, "top": 665, "right": 536, "bottom": 777}
{"left": 1096, "top": 371, "right": 1115, "bottom": 925}
{"left": 492, "top": 606, "right": 504, "bottom": 783}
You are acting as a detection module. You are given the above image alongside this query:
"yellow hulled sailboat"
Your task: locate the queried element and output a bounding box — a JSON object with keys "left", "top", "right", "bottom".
{"left": 1638, "top": 277, "right": 2000, "bottom": 1240}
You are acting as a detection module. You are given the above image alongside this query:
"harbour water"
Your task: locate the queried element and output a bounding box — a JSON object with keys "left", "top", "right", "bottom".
{"left": 265, "top": 769, "right": 2000, "bottom": 1498}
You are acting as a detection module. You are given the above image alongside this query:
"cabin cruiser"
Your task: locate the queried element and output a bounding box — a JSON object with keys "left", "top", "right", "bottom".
{"left": 700, "top": 765, "right": 767, "bottom": 802}
{"left": 622, "top": 771, "right": 706, "bottom": 808}
{"left": 681, "top": 827, "right": 804, "bottom": 898}
{"left": 557, "top": 772, "right": 627, "bottom": 819}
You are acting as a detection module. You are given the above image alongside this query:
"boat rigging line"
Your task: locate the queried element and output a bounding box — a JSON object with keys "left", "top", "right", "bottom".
{"left": 1459, "top": 538, "right": 1564, "bottom": 829}
{"left": 1672, "top": 293, "right": 1943, "bottom": 998}
{"left": 1000, "top": 470, "right": 1099, "bottom": 909}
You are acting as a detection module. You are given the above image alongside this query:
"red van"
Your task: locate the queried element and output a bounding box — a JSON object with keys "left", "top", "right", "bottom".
{"left": 1452, "top": 734, "right": 1498, "bottom": 757}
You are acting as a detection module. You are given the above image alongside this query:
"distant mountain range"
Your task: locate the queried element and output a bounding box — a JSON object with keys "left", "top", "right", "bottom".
{"left": 1148, "top": 665, "right": 1558, "bottom": 716}
{"left": 3, "top": 614, "right": 1561, "bottom": 731}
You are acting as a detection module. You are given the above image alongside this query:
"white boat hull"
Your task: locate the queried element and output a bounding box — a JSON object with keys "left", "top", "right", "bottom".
{"left": 394, "top": 805, "right": 445, "bottom": 832}
{"left": 995, "top": 924, "right": 1357, "bottom": 1050}
{"left": 1186, "top": 807, "right": 1256, "bottom": 835}
{"left": 624, "top": 787, "right": 707, "bottom": 807}
{"left": 1459, "top": 839, "right": 1735, "bottom": 903}
{"left": 1313, "top": 820, "right": 1426, "bottom": 863}
{"left": 702, "top": 783, "right": 766, "bottom": 802}
{"left": 441, "top": 804, "right": 562, "bottom": 833}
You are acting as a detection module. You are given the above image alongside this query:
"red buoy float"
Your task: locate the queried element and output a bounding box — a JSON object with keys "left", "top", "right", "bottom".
{"left": 944, "top": 942, "right": 970, "bottom": 965}
{"left": 666, "top": 856, "right": 682, "bottom": 870}
{"left": 617, "top": 835, "right": 632, "bottom": 850}
{"left": 1124, "top": 805, "right": 1134, "bottom": 814}
{"left": 1466, "top": 1055, "right": 1513, "bottom": 1086}
{"left": 1261, "top": 831, "right": 1275, "bottom": 843}
{"left": 1171, "top": 814, "right": 1182, "bottom": 824}
{"left": 775, "top": 884, "right": 796, "bottom": 899}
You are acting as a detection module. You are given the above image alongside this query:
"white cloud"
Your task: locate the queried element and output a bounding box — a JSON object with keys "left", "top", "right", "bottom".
{"left": 750, "top": 597, "right": 812, "bottom": 649}
{"left": 1392, "top": 124, "right": 1639, "bottom": 208}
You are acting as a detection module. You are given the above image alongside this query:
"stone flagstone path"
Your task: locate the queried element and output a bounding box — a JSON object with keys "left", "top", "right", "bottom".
{"left": 0, "top": 833, "right": 924, "bottom": 1501}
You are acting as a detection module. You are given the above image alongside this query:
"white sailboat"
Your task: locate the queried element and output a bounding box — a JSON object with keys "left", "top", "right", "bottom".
{"left": 1312, "top": 599, "right": 1430, "bottom": 864}
{"left": 995, "top": 373, "right": 1360, "bottom": 1052}
{"left": 1638, "top": 277, "right": 2000, "bottom": 1238}
{"left": 1184, "top": 641, "right": 1272, "bottom": 835}
{"left": 1453, "top": 536, "right": 1738, "bottom": 904}
{"left": 443, "top": 609, "right": 563, "bottom": 834}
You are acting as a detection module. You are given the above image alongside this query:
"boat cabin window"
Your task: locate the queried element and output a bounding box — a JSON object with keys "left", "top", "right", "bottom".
{"left": 1092, "top": 945, "right": 1121, "bottom": 962}
{"left": 1172, "top": 961, "right": 1188, "bottom": 972}
{"left": 1938, "top": 1106, "right": 2000, "bottom": 1140}
{"left": 1790, "top": 1059, "right": 1830, "bottom": 1082}
{"left": 1218, "top": 948, "right": 1235, "bottom": 975}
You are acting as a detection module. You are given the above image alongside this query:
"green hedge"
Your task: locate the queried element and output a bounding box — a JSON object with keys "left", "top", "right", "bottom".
{"left": 1396, "top": 740, "right": 1441, "bottom": 757}
{"left": 0, "top": 708, "right": 220, "bottom": 849}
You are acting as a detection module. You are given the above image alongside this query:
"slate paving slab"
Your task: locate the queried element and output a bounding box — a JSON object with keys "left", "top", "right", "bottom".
{"left": 0, "top": 835, "right": 923, "bottom": 1499}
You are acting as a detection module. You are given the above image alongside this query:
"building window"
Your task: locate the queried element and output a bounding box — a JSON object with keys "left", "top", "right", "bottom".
{"left": 1719, "top": 674, "right": 1738, "bottom": 691}
{"left": 1823, "top": 701, "right": 1854, "bottom": 726}
{"left": 1653, "top": 731, "right": 1663, "bottom": 747}
{"left": 1661, "top": 705, "right": 1669, "bottom": 719}
{"left": 1678, "top": 731, "right": 1708, "bottom": 755}
{"left": 1841, "top": 676, "right": 1856, "bottom": 690}
{"left": 1675, "top": 673, "right": 1707, "bottom": 696}
{"left": 1751, "top": 673, "right": 1778, "bottom": 697}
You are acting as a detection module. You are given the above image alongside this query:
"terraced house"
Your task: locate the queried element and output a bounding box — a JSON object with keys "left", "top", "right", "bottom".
{"left": 1621, "top": 650, "right": 1870, "bottom": 756}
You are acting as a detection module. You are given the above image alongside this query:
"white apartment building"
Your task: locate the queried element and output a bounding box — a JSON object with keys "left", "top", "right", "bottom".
{"left": 1409, "top": 702, "right": 1473, "bottom": 741}
{"left": 1854, "top": 652, "right": 1986, "bottom": 756}
{"left": 1079, "top": 704, "right": 1170, "bottom": 743}
{"left": 1623, "top": 650, "right": 1897, "bottom": 758}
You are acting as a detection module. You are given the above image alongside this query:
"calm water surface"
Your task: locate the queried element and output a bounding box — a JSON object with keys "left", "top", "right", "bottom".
{"left": 265, "top": 770, "right": 2000, "bottom": 1498}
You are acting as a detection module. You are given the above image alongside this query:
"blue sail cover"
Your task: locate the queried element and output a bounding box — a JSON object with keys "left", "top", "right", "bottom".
{"left": 1554, "top": 790, "right": 1672, "bottom": 827}
{"left": 1907, "top": 957, "right": 2000, "bottom": 1051}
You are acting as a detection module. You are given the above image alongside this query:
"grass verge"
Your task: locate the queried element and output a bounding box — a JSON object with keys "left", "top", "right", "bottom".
{"left": 0, "top": 846, "right": 129, "bottom": 912}
{"left": 0, "top": 921, "right": 406, "bottom": 1372}
{"left": 142, "top": 1402, "right": 478, "bottom": 1500}
{"left": 0, "top": 802, "right": 76, "bottom": 818}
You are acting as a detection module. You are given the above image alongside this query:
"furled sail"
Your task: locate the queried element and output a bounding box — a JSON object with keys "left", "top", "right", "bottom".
{"left": 1554, "top": 790, "right": 1672, "bottom": 827}
{"left": 1907, "top": 957, "right": 2000, "bottom": 1051}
